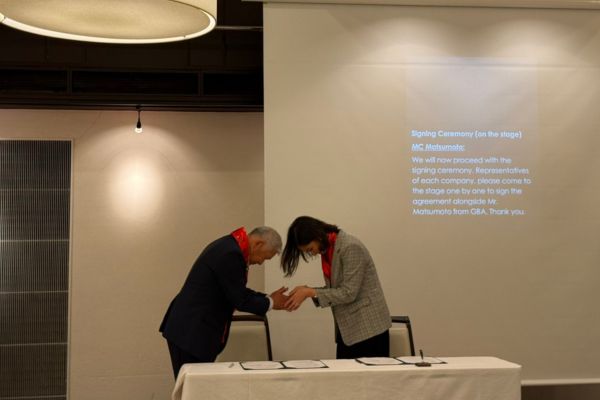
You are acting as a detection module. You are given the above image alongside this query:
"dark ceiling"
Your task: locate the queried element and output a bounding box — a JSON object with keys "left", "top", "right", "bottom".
{"left": 0, "top": 0, "right": 264, "bottom": 112}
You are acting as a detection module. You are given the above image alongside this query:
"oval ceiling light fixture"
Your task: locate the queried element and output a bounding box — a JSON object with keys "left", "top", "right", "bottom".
{"left": 0, "top": 0, "right": 216, "bottom": 44}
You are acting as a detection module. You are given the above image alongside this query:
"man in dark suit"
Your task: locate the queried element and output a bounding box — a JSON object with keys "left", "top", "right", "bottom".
{"left": 160, "top": 226, "right": 288, "bottom": 378}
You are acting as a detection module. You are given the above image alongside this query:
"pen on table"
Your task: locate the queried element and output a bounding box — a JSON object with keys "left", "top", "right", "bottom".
{"left": 228, "top": 362, "right": 234, "bottom": 368}
{"left": 416, "top": 349, "right": 431, "bottom": 367}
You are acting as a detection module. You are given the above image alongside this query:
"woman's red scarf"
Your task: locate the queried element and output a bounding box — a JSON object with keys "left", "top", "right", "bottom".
{"left": 321, "top": 232, "right": 337, "bottom": 281}
{"left": 231, "top": 227, "right": 249, "bottom": 264}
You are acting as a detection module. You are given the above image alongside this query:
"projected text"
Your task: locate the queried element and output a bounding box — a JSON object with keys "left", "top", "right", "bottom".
{"left": 410, "top": 130, "right": 532, "bottom": 216}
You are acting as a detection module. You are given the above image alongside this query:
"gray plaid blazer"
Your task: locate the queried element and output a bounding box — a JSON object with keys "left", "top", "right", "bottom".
{"left": 314, "top": 230, "right": 391, "bottom": 346}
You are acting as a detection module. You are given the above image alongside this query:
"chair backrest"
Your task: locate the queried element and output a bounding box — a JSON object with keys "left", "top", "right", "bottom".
{"left": 216, "top": 314, "right": 273, "bottom": 362}
{"left": 389, "top": 316, "right": 416, "bottom": 357}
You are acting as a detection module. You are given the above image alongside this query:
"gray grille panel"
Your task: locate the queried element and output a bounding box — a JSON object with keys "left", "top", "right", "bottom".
{"left": 0, "top": 140, "right": 70, "bottom": 400}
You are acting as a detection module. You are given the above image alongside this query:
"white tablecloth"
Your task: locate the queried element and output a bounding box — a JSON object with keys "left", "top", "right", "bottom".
{"left": 173, "top": 357, "right": 521, "bottom": 400}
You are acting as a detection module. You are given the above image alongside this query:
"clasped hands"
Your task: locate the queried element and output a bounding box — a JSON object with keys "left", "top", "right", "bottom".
{"left": 269, "top": 285, "right": 316, "bottom": 312}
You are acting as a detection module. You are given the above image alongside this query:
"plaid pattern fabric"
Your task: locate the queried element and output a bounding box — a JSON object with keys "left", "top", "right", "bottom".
{"left": 315, "top": 231, "right": 391, "bottom": 346}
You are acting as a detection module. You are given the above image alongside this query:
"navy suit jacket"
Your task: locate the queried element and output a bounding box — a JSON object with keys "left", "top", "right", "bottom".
{"left": 159, "top": 234, "right": 269, "bottom": 361}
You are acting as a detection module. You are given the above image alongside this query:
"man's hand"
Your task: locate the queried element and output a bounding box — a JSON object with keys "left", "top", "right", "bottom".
{"left": 269, "top": 286, "right": 289, "bottom": 310}
{"left": 284, "top": 285, "right": 316, "bottom": 311}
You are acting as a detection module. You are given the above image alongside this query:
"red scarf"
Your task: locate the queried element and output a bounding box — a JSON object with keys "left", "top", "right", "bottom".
{"left": 231, "top": 227, "right": 249, "bottom": 264}
{"left": 224, "top": 227, "right": 250, "bottom": 344}
{"left": 321, "top": 232, "right": 337, "bottom": 281}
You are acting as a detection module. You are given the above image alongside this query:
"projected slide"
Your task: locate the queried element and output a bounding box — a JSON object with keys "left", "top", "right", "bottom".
{"left": 406, "top": 60, "right": 536, "bottom": 217}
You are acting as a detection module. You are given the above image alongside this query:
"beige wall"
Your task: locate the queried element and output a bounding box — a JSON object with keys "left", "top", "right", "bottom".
{"left": 0, "top": 109, "right": 266, "bottom": 400}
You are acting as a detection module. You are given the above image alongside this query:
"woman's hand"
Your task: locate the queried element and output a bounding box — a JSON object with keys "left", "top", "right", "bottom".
{"left": 284, "top": 285, "right": 316, "bottom": 311}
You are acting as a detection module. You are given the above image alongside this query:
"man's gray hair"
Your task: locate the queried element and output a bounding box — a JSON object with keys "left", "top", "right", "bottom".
{"left": 249, "top": 226, "right": 282, "bottom": 253}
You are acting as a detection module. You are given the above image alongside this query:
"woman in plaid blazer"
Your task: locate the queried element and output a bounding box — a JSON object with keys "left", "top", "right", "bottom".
{"left": 281, "top": 216, "right": 391, "bottom": 359}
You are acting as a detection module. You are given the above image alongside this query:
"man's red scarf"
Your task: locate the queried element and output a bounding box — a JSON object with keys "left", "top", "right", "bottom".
{"left": 231, "top": 227, "right": 249, "bottom": 264}
{"left": 224, "top": 227, "right": 250, "bottom": 343}
{"left": 321, "top": 232, "right": 337, "bottom": 281}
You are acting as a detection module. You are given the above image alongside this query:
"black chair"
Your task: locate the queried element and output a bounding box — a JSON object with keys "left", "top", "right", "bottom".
{"left": 389, "top": 316, "right": 416, "bottom": 357}
{"left": 216, "top": 314, "right": 273, "bottom": 361}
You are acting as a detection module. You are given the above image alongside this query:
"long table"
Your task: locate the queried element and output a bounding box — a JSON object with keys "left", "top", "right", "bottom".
{"left": 172, "top": 357, "right": 521, "bottom": 400}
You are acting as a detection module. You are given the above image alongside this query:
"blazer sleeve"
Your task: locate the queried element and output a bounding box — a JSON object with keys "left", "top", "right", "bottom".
{"left": 209, "top": 250, "right": 270, "bottom": 315}
{"left": 313, "top": 242, "right": 367, "bottom": 308}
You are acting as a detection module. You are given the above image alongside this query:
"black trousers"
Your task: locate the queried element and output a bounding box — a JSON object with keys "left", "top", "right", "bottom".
{"left": 336, "top": 329, "right": 390, "bottom": 359}
{"left": 167, "top": 340, "right": 208, "bottom": 379}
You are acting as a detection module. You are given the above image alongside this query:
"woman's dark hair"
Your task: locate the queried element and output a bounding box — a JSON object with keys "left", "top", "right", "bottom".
{"left": 281, "top": 216, "right": 339, "bottom": 277}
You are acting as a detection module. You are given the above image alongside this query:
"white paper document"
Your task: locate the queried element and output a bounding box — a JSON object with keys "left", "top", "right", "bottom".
{"left": 282, "top": 360, "right": 327, "bottom": 369}
{"left": 240, "top": 361, "right": 285, "bottom": 370}
{"left": 356, "top": 357, "right": 403, "bottom": 365}
{"left": 398, "top": 356, "right": 445, "bottom": 364}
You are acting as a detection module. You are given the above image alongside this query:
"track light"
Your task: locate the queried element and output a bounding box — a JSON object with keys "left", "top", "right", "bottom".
{"left": 135, "top": 107, "right": 143, "bottom": 134}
